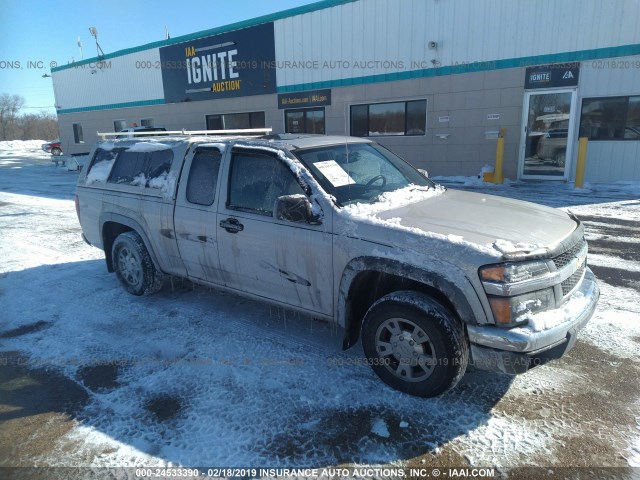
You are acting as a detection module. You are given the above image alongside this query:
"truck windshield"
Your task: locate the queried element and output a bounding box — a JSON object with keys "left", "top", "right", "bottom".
{"left": 294, "top": 142, "right": 434, "bottom": 206}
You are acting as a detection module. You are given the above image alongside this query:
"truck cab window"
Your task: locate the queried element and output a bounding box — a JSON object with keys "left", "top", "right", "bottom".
{"left": 186, "top": 149, "right": 222, "bottom": 206}
{"left": 227, "top": 151, "right": 305, "bottom": 215}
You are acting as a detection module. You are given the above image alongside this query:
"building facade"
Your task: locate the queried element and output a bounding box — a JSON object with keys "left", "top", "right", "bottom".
{"left": 52, "top": 0, "right": 640, "bottom": 182}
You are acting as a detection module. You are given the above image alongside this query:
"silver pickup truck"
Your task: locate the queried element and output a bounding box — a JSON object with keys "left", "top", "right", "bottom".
{"left": 75, "top": 133, "right": 599, "bottom": 397}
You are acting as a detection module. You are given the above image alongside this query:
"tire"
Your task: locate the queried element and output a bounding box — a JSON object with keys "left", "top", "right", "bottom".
{"left": 112, "top": 231, "right": 163, "bottom": 296}
{"left": 362, "top": 291, "right": 469, "bottom": 397}
{"left": 51, "top": 147, "right": 62, "bottom": 156}
{"left": 554, "top": 151, "right": 566, "bottom": 167}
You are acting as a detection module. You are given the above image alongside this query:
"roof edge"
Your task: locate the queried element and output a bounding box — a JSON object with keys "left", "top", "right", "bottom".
{"left": 52, "top": 0, "right": 357, "bottom": 73}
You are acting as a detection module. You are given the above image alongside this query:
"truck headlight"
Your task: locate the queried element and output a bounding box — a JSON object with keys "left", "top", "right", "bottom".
{"left": 479, "top": 260, "right": 550, "bottom": 283}
{"left": 487, "top": 288, "right": 555, "bottom": 327}
{"left": 479, "top": 261, "right": 555, "bottom": 327}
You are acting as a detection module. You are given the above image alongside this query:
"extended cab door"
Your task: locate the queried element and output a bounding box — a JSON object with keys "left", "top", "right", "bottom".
{"left": 174, "top": 146, "right": 225, "bottom": 285}
{"left": 216, "top": 147, "right": 333, "bottom": 316}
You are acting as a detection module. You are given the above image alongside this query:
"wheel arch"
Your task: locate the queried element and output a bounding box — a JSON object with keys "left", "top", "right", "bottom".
{"left": 338, "top": 256, "right": 482, "bottom": 350}
{"left": 100, "top": 213, "right": 161, "bottom": 273}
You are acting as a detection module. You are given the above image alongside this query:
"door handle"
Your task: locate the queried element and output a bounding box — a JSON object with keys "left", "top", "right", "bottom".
{"left": 220, "top": 217, "right": 244, "bottom": 233}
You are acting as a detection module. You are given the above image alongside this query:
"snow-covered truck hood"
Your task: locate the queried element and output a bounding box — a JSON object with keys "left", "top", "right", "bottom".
{"left": 374, "top": 189, "right": 578, "bottom": 253}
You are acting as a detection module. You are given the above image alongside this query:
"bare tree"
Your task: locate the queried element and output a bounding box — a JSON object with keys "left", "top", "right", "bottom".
{"left": 0, "top": 94, "right": 59, "bottom": 141}
{"left": 16, "top": 111, "right": 59, "bottom": 140}
{"left": 0, "top": 93, "right": 26, "bottom": 140}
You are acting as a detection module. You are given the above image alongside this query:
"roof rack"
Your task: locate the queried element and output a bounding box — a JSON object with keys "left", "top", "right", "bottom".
{"left": 96, "top": 128, "right": 272, "bottom": 140}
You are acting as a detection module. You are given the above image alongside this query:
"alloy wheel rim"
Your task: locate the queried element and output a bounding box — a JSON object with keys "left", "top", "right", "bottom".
{"left": 375, "top": 317, "right": 436, "bottom": 383}
{"left": 118, "top": 247, "right": 142, "bottom": 288}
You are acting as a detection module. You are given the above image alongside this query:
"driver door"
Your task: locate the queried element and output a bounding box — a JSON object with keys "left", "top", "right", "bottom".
{"left": 216, "top": 147, "right": 333, "bottom": 316}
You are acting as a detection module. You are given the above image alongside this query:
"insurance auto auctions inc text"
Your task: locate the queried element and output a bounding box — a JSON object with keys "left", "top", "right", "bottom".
{"left": 255, "top": 467, "right": 496, "bottom": 478}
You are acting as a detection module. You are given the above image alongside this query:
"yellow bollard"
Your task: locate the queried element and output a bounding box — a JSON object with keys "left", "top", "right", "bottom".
{"left": 492, "top": 128, "right": 507, "bottom": 184}
{"left": 575, "top": 137, "right": 588, "bottom": 189}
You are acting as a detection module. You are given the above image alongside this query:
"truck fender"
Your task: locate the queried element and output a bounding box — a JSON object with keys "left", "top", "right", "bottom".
{"left": 337, "top": 256, "right": 487, "bottom": 349}
{"left": 99, "top": 213, "right": 162, "bottom": 274}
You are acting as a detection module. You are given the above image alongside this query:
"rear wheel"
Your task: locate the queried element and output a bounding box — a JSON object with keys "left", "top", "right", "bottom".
{"left": 362, "top": 291, "right": 468, "bottom": 397}
{"left": 112, "top": 231, "right": 163, "bottom": 296}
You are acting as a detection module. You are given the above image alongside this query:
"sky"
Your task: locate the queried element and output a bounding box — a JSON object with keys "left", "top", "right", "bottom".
{"left": 0, "top": 0, "right": 316, "bottom": 115}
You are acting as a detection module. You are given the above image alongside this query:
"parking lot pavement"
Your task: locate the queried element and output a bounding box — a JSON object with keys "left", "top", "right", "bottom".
{"left": 1, "top": 146, "right": 639, "bottom": 476}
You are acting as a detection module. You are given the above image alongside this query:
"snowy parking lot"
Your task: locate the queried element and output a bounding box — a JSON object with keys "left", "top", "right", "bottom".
{"left": 0, "top": 141, "right": 639, "bottom": 476}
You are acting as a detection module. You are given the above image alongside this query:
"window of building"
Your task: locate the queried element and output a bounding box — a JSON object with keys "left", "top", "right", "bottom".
{"left": 227, "top": 150, "right": 305, "bottom": 216}
{"left": 113, "top": 120, "right": 127, "bottom": 132}
{"left": 580, "top": 96, "right": 640, "bottom": 140}
{"left": 107, "top": 148, "right": 174, "bottom": 187}
{"left": 140, "top": 118, "right": 155, "bottom": 127}
{"left": 186, "top": 148, "right": 222, "bottom": 206}
{"left": 350, "top": 100, "right": 426, "bottom": 137}
{"left": 73, "top": 123, "right": 84, "bottom": 143}
{"left": 206, "top": 111, "right": 265, "bottom": 131}
{"left": 285, "top": 108, "right": 325, "bottom": 134}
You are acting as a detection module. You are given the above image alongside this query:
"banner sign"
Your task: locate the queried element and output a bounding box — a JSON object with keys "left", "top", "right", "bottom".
{"left": 525, "top": 63, "right": 580, "bottom": 89}
{"left": 278, "top": 89, "right": 332, "bottom": 109}
{"left": 159, "top": 22, "right": 276, "bottom": 103}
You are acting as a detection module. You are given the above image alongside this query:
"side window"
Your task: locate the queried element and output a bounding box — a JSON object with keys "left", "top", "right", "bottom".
{"left": 107, "top": 148, "right": 174, "bottom": 187}
{"left": 113, "top": 119, "right": 126, "bottom": 132}
{"left": 85, "top": 148, "right": 121, "bottom": 183}
{"left": 186, "top": 148, "right": 222, "bottom": 206}
{"left": 227, "top": 150, "right": 305, "bottom": 215}
{"left": 73, "top": 123, "right": 84, "bottom": 143}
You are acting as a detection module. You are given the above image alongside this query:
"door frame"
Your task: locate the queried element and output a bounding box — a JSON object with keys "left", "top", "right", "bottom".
{"left": 518, "top": 88, "right": 578, "bottom": 181}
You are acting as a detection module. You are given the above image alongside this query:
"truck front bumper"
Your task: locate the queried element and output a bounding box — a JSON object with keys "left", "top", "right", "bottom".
{"left": 467, "top": 268, "right": 599, "bottom": 374}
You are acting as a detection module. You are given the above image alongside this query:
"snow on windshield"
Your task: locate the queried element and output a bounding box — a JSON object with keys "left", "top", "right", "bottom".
{"left": 343, "top": 184, "right": 445, "bottom": 215}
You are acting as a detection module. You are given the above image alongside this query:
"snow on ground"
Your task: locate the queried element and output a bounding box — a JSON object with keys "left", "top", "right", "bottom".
{"left": 0, "top": 139, "right": 53, "bottom": 169}
{"left": 0, "top": 141, "right": 639, "bottom": 471}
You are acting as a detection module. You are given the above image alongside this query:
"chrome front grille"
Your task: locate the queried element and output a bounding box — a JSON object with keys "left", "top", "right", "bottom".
{"left": 553, "top": 239, "right": 587, "bottom": 270}
{"left": 552, "top": 238, "right": 588, "bottom": 300}
{"left": 561, "top": 262, "right": 586, "bottom": 296}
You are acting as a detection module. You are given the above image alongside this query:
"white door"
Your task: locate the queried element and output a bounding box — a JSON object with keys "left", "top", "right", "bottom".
{"left": 519, "top": 89, "right": 578, "bottom": 180}
{"left": 174, "top": 146, "right": 225, "bottom": 285}
{"left": 216, "top": 147, "right": 333, "bottom": 316}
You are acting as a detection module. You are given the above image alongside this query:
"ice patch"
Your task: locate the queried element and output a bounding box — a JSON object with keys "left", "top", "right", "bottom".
{"left": 370, "top": 418, "right": 390, "bottom": 438}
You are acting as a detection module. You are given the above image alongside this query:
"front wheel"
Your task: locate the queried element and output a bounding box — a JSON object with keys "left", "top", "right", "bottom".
{"left": 51, "top": 147, "right": 62, "bottom": 156}
{"left": 112, "top": 231, "right": 163, "bottom": 296}
{"left": 362, "top": 291, "right": 468, "bottom": 397}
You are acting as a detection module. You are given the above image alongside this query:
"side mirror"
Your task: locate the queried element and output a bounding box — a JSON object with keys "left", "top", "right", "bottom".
{"left": 275, "top": 194, "right": 322, "bottom": 225}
